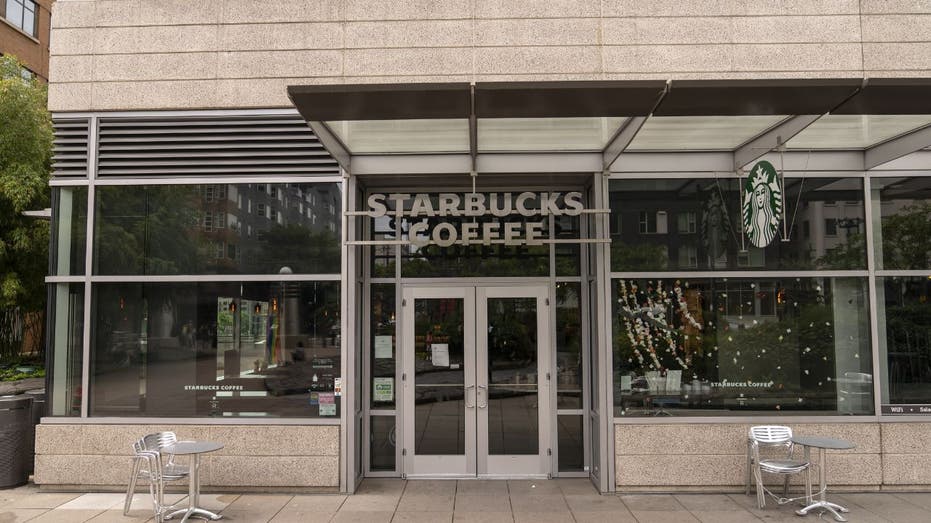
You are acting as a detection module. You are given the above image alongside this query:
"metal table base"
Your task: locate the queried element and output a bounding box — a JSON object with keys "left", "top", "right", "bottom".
{"left": 794, "top": 442, "right": 852, "bottom": 522}
{"left": 162, "top": 443, "right": 223, "bottom": 523}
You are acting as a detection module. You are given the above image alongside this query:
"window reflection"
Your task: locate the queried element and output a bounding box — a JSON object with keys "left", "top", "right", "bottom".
{"left": 878, "top": 277, "right": 931, "bottom": 405}
{"left": 90, "top": 281, "right": 340, "bottom": 418}
{"left": 94, "top": 183, "right": 341, "bottom": 275}
{"left": 612, "top": 277, "right": 872, "bottom": 416}
{"left": 872, "top": 177, "right": 931, "bottom": 270}
{"left": 609, "top": 178, "right": 866, "bottom": 271}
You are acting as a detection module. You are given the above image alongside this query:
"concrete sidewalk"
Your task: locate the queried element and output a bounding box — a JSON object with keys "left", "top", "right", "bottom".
{"left": 3, "top": 479, "right": 931, "bottom": 522}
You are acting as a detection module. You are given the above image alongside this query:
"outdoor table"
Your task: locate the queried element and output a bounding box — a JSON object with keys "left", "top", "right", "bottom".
{"left": 791, "top": 435, "right": 856, "bottom": 522}
{"left": 162, "top": 441, "right": 224, "bottom": 522}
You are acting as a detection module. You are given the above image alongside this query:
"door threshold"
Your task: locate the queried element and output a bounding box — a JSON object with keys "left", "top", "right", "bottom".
{"left": 404, "top": 474, "right": 551, "bottom": 480}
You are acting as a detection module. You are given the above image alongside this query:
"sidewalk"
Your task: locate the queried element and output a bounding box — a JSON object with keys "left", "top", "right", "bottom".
{"left": 3, "top": 479, "right": 931, "bottom": 522}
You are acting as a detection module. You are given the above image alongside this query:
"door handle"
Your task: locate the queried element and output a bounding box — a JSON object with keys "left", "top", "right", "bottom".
{"left": 478, "top": 385, "right": 487, "bottom": 409}
{"left": 465, "top": 384, "right": 475, "bottom": 408}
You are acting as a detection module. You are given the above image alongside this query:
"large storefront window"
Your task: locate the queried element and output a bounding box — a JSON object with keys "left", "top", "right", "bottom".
{"left": 609, "top": 177, "right": 866, "bottom": 272}
{"left": 94, "top": 183, "right": 341, "bottom": 275}
{"left": 612, "top": 277, "right": 872, "bottom": 416}
{"left": 90, "top": 281, "right": 340, "bottom": 418}
{"left": 874, "top": 176, "right": 931, "bottom": 407}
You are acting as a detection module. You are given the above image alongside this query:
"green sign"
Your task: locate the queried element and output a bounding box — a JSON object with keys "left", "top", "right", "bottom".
{"left": 742, "top": 160, "right": 783, "bottom": 248}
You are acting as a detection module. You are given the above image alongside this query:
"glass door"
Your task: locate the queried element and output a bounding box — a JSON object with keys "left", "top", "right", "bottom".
{"left": 401, "top": 285, "right": 550, "bottom": 478}
{"left": 477, "top": 286, "right": 550, "bottom": 477}
{"left": 401, "top": 287, "right": 476, "bottom": 477}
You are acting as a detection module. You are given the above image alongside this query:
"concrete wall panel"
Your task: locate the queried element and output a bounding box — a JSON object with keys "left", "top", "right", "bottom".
{"left": 602, "top": 0, "right": 859, "bottom": 17}
{"left": 94, "top": 26, "right": 221, "bottom": 54}
{"left": 863, "top": 43, "right": 931, "bottom": 71}
{"left": 343, "top": 0, "right": 471, "bottom": 21}
{"left": 48, "top": 55, "right": 94, "bottom": 83}
{"left": 344, "top": 48, "right": 472, "bottom": 77}
{"left": 217, "top": 50, "right": 343, "bottom": 79}
{"left": 219, "top": 0, "right": 342, "bottom": 24}
{"left": 475, "top": 46, "right": 601, "bottom": 75}
{"left": 219, "top": 23, "right": 344, "bottom": 51}
{"left": 90, "top": 80, "right": 218, "bottom": 111}
{"left": 474, "top": 18, "right": 600, "bottom": 47}
{"left": 51, "top": 1, "right": 95, "bottom": 29}
{"left": 94, "top": 52, "right": 217, "bottom": 82}
{"left": 49, "top": 28, "right": 95, "bottom": 56}
{"left": 615, "top": 423, "right": 884, "bottom": 490}
{"left": 474, "top": 0, "right": 601, "bottom": 19}
{"left": 345, "top": 20, "right": 472, "bottom": 49}
{"left": 35, "top": 424, "right": 340, "bottom": 489}
{"left": 862, "top": 15, "right": 931, "bottom": 42}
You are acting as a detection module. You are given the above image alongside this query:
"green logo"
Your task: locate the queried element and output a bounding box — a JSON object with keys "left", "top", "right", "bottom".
{"left": 742, "top": 161, "right": 783, "bottom": 248}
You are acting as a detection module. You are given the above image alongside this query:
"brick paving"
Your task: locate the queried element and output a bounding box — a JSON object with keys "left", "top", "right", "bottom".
{"left": 2, "top": 479, "right": 931, "bottom": 522}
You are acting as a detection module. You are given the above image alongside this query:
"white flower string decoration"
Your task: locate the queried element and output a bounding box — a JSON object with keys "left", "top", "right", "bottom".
{"left": 618, "top": 280, "right": 702, "bottom": 371}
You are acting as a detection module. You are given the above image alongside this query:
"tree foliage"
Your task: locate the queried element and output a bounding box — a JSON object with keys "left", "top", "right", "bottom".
{"left": 0, "top": 55, "right": 52, "bottom": 311}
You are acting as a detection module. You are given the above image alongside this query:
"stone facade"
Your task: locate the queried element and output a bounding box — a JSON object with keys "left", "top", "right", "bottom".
{"left": 34, "top": 424, "right": 340, "bottom": 491}
{"left": 615, "top": 423, "right": 931, "bottom": 492}
{"left": 47, "top": 0, "right": 931, "bottom": 111}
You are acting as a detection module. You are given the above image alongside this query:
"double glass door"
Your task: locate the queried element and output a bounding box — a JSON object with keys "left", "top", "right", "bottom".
{"left": 401, "top": 285, "right": 551, "bottom": 478}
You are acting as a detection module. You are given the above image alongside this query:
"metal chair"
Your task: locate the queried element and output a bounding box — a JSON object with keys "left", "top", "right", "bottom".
{"left": 123, "top": 432, "right": 189, "bottom": 522}
{"left": 746, "top": 425, "right": 813, "bottom": 509}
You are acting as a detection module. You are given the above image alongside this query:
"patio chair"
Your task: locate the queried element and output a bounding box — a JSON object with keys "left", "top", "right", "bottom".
{"left": 746, "top": 425, "right": 812, "bottom": 509}
{"left": 123, "top": 432, "right": 189, "bottom": 521}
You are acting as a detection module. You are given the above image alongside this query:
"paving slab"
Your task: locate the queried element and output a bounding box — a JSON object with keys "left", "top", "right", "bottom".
{"left": 8, "top": 479, "right": 931, "bottom": 523}
{"left": 0, "top": 508, "right": 51, "bottom": 523}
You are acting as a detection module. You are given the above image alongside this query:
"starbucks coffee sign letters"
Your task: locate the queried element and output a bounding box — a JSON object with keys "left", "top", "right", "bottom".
{"left": 367, "top": 191, "right": 584, "bottom": 247}
{"left": 742, "top": 161, "right": 783, "bottom": 248}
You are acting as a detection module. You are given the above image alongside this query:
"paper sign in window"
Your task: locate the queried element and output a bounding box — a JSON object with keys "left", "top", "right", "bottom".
{"left": 373, "top": 377, "right": 394, "bottom": 402}
{"left": 431, "top": 344, "right": 449, "bottom": 367}
{"left": 374, "top": 335, "right": 393, "bottom": 359}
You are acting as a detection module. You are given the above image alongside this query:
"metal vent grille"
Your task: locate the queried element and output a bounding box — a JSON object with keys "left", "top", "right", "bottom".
{"left": 96, "top": 115, "right": 339, "bottom": 177}
{"left": 52, "top": 119, "right": 90, "bottom": 177}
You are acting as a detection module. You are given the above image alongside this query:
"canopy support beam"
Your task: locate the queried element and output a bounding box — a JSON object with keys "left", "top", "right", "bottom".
{"left": 306, "top": 121, "right": 351, "bottom": 173}
{"left": 865, "top": 124, "right": 931, "bottom": 170}
{"left": 733, "top": 114, "right": 822, "bottom": 171}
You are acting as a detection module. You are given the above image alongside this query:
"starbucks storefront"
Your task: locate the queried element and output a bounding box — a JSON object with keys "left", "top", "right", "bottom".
{"left": 40, "top": 80, "right": 931, "bottom": 493}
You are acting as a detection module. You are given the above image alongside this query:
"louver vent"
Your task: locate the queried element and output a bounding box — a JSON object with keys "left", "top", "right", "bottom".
{"left": 52, "top": 119, "right": 90, "bottom": 177}
{"left": 96, "top": 115, "right": 339, "bottom": 177}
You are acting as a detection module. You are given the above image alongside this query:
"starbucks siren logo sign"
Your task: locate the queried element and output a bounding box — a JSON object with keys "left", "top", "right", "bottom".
{"left": 742, "top": 160, "right": 783, "bottom": 248}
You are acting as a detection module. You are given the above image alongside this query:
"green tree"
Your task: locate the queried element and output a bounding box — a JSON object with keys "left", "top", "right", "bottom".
{"left": 0, "top": 56, "right": 52, "bottom": 359}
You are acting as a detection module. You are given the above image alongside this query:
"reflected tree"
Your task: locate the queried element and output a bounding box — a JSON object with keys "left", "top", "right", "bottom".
{"left": 881, "top": 202, "right": 931, "bottom": 269}
{"left": 95, "top": 186, "right": 204, "bottom": 274}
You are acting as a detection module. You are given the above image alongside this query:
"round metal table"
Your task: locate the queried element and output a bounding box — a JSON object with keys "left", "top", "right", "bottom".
{"left": 161, "top": 441, "right": 224, "bottom": 523}
{"left": 791, "top": 435, "right": 856, "bottom": 522}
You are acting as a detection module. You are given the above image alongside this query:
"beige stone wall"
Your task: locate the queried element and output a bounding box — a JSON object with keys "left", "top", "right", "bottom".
{"left": 47, "top": 0, "right": 931, "bottom": 112}
{"left": 615, "top": 422, "right": 931, "bottom": 492}
{"left": 35, "top": 424, "right": 340, "bottom": 491}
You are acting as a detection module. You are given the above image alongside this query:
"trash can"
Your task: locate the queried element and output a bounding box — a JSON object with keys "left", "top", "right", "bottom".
{"left": 0, "top": 395, "right": 34, "bottom": 488}
{"left": 24, "top": 389, "right": 46, "bottom": 475}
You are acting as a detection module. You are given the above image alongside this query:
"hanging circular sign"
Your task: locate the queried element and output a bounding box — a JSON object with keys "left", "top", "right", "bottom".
{"left": 742, "top": 160, "right": 783, "bottom": 248}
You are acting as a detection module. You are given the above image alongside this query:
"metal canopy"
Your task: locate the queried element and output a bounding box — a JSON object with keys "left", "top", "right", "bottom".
{"left": 288, "top": 83, "right": 471, "bottom": 121}
{"left": 287, "top": 79, "right": 931, "bottom": 175}
{"left": 474, "top": 81, "right": 666, "bottom": 118}
{"left": 652, "top": 79, "right": 862, "bottom": 116}
{"left": 833, "top": 78, "right": 931, "bottom": 115}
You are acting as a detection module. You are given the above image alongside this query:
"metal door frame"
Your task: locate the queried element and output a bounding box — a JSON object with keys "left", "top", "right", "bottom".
{"left": 477, "top": 285, "right": 551, "bottom": 478}
{"left": 401, "top": 285, "right": 477, "bottom": 478}
{"left": 400, "top": 283, "right": 552, "bottom": 479}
